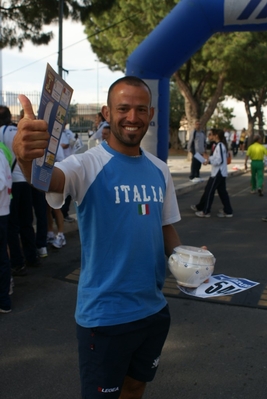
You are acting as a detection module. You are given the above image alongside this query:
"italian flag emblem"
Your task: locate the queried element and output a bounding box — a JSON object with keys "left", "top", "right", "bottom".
{"left": 138, "top": 204, "right": 150, "bottom": 215}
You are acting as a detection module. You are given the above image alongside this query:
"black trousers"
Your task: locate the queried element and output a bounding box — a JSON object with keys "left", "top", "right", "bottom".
{"left": 231, "top": 142, "right": 238, "bottom": 156}
{"left": 189, "top": 156, "right": 201, "bottom": 179}
{"left": 8, "top": 182, "right": 36, "bottom": 266}
{"left": 196, "top": 171, "right": 233, "bottom": 215}
{"left": 32, "top": 187, "right": 47, "bottom": 248}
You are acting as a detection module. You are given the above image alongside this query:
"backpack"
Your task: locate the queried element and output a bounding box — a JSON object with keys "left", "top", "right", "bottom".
{"left": 218, "top": 142, "right": 231, "bottom": 165}
{"left": 0, "top": 142, "right": 12, "bottom": 167}
{"left": 0, "top": 125, "right": 17, "bottom": 171}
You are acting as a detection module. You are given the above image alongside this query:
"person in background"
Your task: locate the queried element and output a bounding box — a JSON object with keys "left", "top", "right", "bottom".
{"left": 46, "top": 138, "right": 67, "bottom": 249}
{"left": 46, "top": 205, "right": 66, "bottom": 249}
{"left": 191, "top": 128, "right": 233, "bottom": 218}
{"left": 60, "top": 123, "right": 76, "bottom": 223}
{"left": 206, "top": 130, "right": 216, "bottom": 155}
{"left": 61, "top": 122, "right": 76, "bottom": 158}
{"left": 88, "top": 111, "right": 106, "bottom": 148}
{"left": 230, "top": 129, "right": 239, "bottom": 157}
{"left": 0, "top": 106, "right": 39, "bottom": 277}
{"left": 0, "top": 142, "right": 12, "bottom": 313}
{"left": 187, "top": 120, "right": 207, "bottom": 182}
{"left": 32, "top": 186, "right": 48, "bottom": 257}
{"left": 74, "top": 133, "right": 84, "bottom": 152}
{"left": 13, "top": 76, "right": 182, "bottom": 399}
{"left": 20, "top": 109, "right": 48, "bottom": 258}
{"left": 101, "top": 122, "right": 111, "bottom": 142}
{"left": 239, "top": 128, "right": 247, "bottom": 155}
{"left": 224, "top": 127, "right": 231, "bottom": 148}
{"left": 245, "top": 134, "right": 267, "bottom": 196}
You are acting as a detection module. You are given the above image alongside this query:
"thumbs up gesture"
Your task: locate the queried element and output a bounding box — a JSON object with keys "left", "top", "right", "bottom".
{"left": 13, "top": 95, "right": 50, "bottom": 162}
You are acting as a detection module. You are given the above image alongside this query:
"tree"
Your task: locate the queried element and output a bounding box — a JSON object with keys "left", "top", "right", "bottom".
{"left": 84, "top": 2, "right": 267, "bottom": 135}
{"left": 84, "top": 0, "right": 177, "bottom": 71}
{"left": 83, "top": 2, "right": 233, "bottom": 132}
{"left": 0, "top": 0, "right": 116, "bottom": 50}
{"left": 224, "top": 32, "right": 267, "bottom": 138}
{"left": 208, "top": 103, "right": 235, "bottom": 130}
{"left": 169, "top": 80, "right": 185, "bottom": 149}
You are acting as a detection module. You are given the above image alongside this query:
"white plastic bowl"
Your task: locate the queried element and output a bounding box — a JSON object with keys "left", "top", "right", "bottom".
{"left": 168, "top": 245, "right": 215, "bottom": 288}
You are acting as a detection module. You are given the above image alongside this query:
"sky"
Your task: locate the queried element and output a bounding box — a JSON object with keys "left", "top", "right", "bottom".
{"left": 0, "top": 19, "right": 251, "bottom": 130}
{"left": 1, "top": 20, "right": 124, "bottom": 105}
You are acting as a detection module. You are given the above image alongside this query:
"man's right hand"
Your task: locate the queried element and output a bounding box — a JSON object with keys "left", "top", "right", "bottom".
{"left": 13, "top": 95, "right": 50, "bottom": 162}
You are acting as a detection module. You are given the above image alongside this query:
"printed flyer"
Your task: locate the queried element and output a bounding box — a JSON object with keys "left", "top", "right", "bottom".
{"left": 31, "top": 63, "right": 73, "bottom": 191}
{"left": 178, "top": 274, "right": 259, "bottom": 298}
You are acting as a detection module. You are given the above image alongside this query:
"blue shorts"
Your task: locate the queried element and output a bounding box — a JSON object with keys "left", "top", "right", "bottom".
{"left": 76, "top": 305, "right": 170, "bottom": 399}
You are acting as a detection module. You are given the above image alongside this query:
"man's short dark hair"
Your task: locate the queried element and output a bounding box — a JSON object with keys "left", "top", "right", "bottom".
{"left": 97, "top": 111, "right": 105, "bottom": 122}
{"left": 253, "top": 134, "right": 261, "bottom": 143}
{"left": 107, "top": 76, "right": 152, "bottom": 106}
{"left": 0, "top": 106, "right": 12, "bottom": 127}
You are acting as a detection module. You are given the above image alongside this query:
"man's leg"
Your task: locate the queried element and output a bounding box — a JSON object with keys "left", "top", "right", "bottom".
{"left": 251, "top": 161, "right": 257, "bottom": 191}
{"left": 189, "top": 157, "right": 195, "bottom": 180}
{"left": 256, "top": 163, "right": 264, "bottom": 191}
{"left": 195, "top": 158, "right": 201, "bottom": 177}
{"left": 196, "top": 177, "right": 212, "bottom": 210}
{"left": 7, "top": 183, "right": 25, "bottom": 268}
{"left": 32, "top": 187, "right": 47, "bottom": 249}
{"left": 0, "top": 215, "right": 11, "bottom": 311}
{"left": 76, "top": 306, "right": 170, "bottom": 399}
{"left": 190, "top": 157, "right": 200, "bottom": 179}
{"left": 119, "top": 376, "right": 146, "bottom": 399}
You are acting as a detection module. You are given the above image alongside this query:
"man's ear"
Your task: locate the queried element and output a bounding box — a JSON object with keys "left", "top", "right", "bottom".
{"left": 102, "top": 105, "right": 110, "bottom": 122}
{"left": 149, "top": 107, "right": 155, "bottom": 121}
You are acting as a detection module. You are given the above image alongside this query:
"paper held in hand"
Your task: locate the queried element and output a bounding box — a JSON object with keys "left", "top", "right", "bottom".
{"left": 31, "top": 63, "right": 73, "bottom": 191}
{"left": 194, "top": 152, "right": 206, "bottom": 163}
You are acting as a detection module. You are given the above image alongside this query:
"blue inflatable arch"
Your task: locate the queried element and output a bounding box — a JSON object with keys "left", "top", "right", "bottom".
{"left": 126, "top": 0, "right": 267, "bottom": 162}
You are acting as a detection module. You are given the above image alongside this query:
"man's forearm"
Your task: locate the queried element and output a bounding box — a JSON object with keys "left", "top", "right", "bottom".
{"left": 162, "top": 224, "right": 182, "bottom": 258}
{"left": 16, "top": 158, "right": 65, "bottom": 194}
{"left": 17, "top": 159, "right": 33, "bottom": 184}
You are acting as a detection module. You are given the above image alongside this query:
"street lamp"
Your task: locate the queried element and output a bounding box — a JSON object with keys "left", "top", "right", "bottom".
{"left": 95, "top": 59, "right": 99, "bottom": 111}
{"left": 58, "top": 0, "right": 64, "bottom": 77}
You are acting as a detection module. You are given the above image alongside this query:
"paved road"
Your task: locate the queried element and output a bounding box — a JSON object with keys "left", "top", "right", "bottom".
{"left": 1, "top": 155, "right": 267, "bottom": 399}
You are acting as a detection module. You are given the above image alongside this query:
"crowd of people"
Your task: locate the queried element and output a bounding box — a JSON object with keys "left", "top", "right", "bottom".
{"left": 223, "top": 127, "right": 248, "bottom": 156}
{"left": 0, "top": 111, "right": 68, "bottom": 305}
{"left": 0, "top": 104, "right": 112, "bottom": 315}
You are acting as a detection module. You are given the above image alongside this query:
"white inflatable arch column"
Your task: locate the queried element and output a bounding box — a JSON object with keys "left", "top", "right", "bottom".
{"left": 126, "top": 0, "right": 267, "bottom": 162}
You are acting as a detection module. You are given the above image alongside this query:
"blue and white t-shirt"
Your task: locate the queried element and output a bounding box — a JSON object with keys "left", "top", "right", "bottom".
{"left": 47, "top": 141, "right": 180, "bottom": 327}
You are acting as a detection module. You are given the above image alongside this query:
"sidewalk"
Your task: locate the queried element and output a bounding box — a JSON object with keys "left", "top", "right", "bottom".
{"left": 168, "top": 151, "right": 247, "bottom": 194}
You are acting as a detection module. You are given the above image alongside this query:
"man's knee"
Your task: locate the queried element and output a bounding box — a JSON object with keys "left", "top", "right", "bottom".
{"left": 119, "top": 375, "right": 146, "bottom": 399}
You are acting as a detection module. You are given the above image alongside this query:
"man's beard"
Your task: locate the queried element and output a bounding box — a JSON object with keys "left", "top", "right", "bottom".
{"left": 109, "top": 118, "right": 146, "bottom": 147}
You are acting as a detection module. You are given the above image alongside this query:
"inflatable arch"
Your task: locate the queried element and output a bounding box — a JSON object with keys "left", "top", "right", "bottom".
{"left": 126, "top": 0, "right": 267, "bottom": 162}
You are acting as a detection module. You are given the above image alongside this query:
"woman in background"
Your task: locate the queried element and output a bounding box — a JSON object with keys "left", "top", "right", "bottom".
{"left": 191, "top": 128, "right": 233, "bottom": 218}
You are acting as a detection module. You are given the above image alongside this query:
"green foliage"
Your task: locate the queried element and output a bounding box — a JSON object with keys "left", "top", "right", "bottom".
{"left": 0, "top": 0, "right": 116, "bottom": 50}
{"left": 83, "top": 2, "right": 267, "bottom": 130}
{"left": 84, "top": 0, "right": 178, "bottom": 72}
{"left": 222, "top": 31, "right": 267, "bottom": 94}
{"left": 169, "top": 81, "right": 184, "bottom": 129}
{"left": 68, "top": 102, "right": 78, "bottom": 120}
{"left": 208, "top": 104, "right": 235, "bottom": 130}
